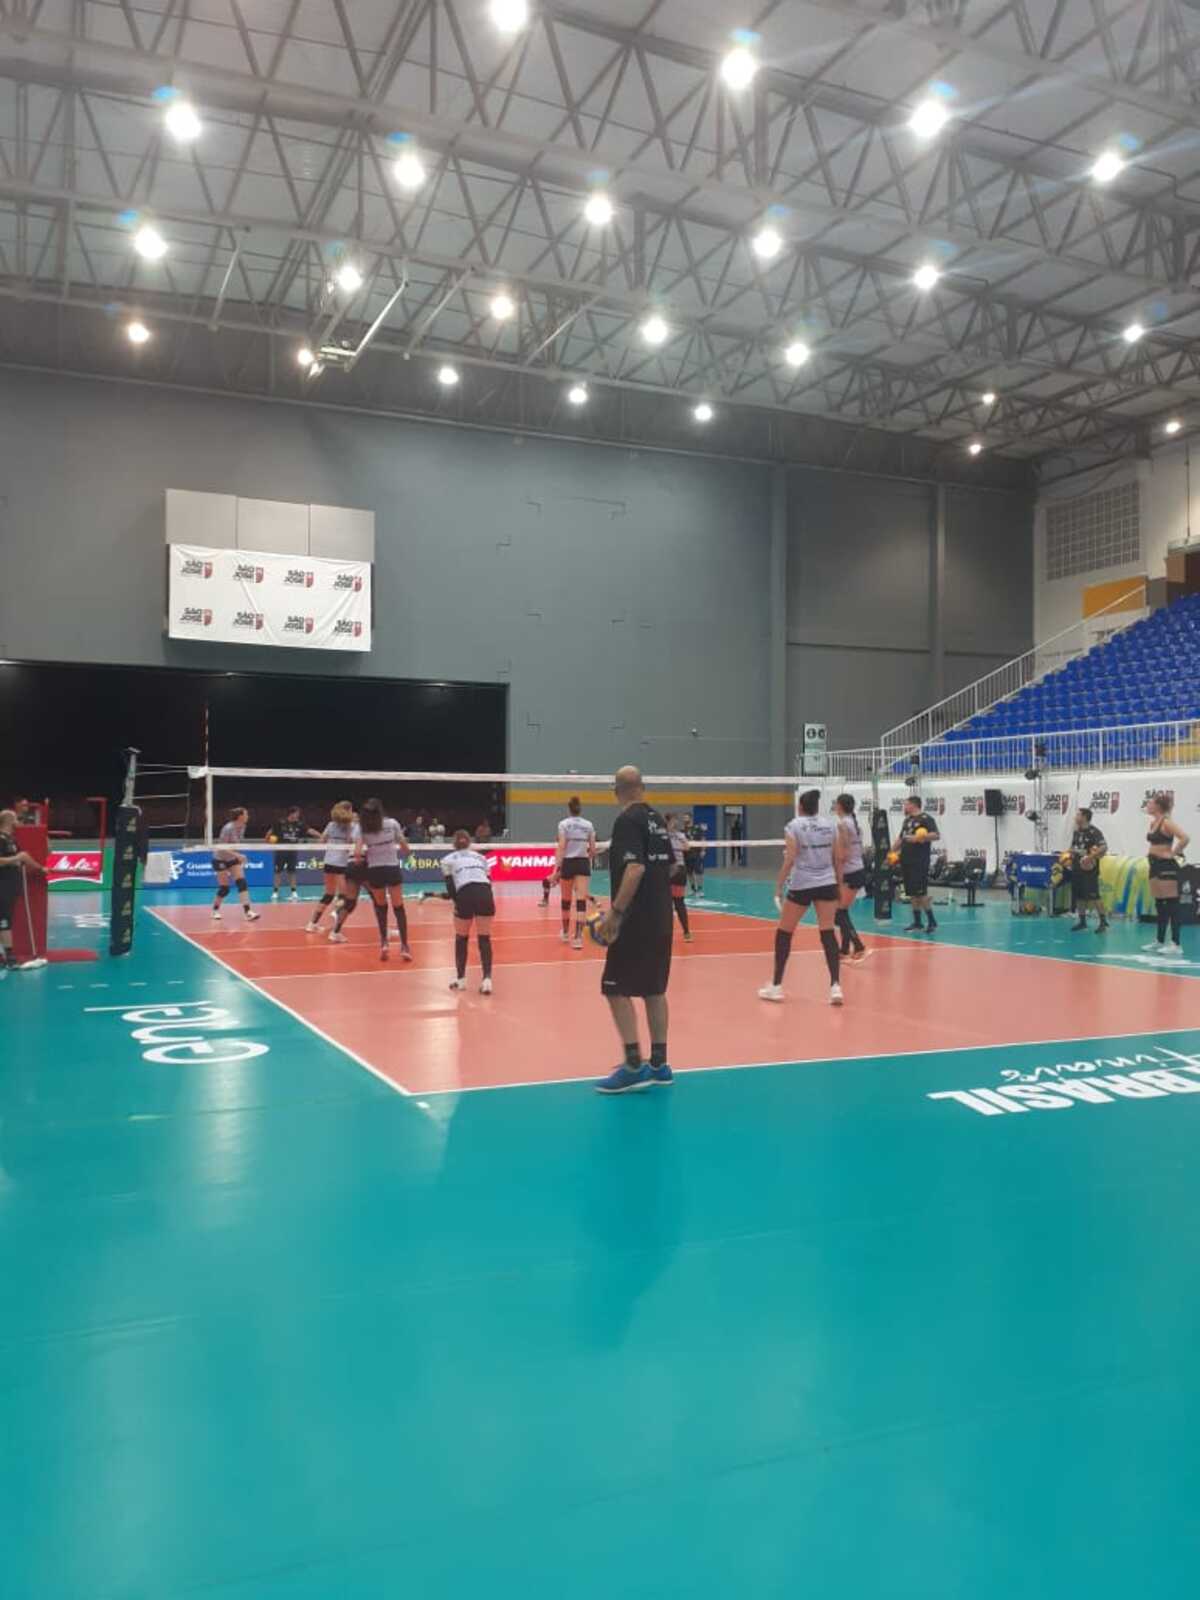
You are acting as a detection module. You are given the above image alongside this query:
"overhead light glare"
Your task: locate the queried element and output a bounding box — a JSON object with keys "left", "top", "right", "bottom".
{"left": 437, "top": 364, "right": 460, "bottom": 387}
{"left": 981, "top": 390, "right": 997, "bottom": 405}
{"left": 968, "top": 440, "right": 983, "bottom": 456}
{"left": 393, "top": 150, "right": 426, "bottom": 191}
{"left": 126, "top": 320, "right": 151, "bottom": 345}
{"left": 693, "top": 402, "right": 714, "bottom": 423}
{"left": 912, "top": 263, "right": 941, "bottom": 291}
{"left": 1122, "top": 321, "right": 1144, "bottom": 344}
{"left": 752, "top": 225, "right": 783, "bottom": 261}
{"left": 1091, "top": 150, "right": 1124, "bottom": 184}
{"left": 908, "top": 98, "right": 949, "bottom": 139}
{"left": 133, "top": 224, "right": 167, "bottom": 261}
{"left": 297, "top": 347, "right": 315, "bottom": 368}
{"left": 1165, "top": 417, "right": 1182, "bottom": 435}
{"left": 490, "top": 0, "right": 529, "bottom": 33}
{"left": 567, "top": 384, "right": 589, "bottom": 406}
{"left": 584, "top": 192, "right": 615, "bottom": 227}
{"left": 784, "top": 340, "right": 811, "bottom": 368}
{"left": 334, "top": 262, "right": 364, "bottom": 294}
{"left": 163, "top": 100, "right": 203, "bottom": 143}
{"left": 490, "top": 291, "right": 516, "bottom": 322}
{"left": 721, "top": 45, "right": 758, "bottom": 91}
{"left": 641, "top": 314, "right": 669, "bottom": 347}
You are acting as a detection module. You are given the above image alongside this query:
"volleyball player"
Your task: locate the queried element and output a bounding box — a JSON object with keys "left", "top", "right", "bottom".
{"left": 897, "top": 795, "right": 939, "bottom": 933}
{"left": 555, "top": 796, "right": 597, "bottom": 949}
{"left": 664, "top": 812, "right": 694, "bottom": 941}
{"left": 595, "top": 766, "right": 675, "bottom": 1094}
{"left": 0, "top": 808, "right": 46, "bottom": 969}
{"left": 211, "top": 807, "right": 260, "bottom": 921}
{"left": 333, "top": 798, "right": 412, "bottom": 963}
{"left": 442, "top": 829, "right": 495, "bottom": 994}
{"left": 759, "top": 789, "right": 844, "bottom": 1006}
{"left": 832, "top": 794, "right": 868, "bottom": 962}
{"left": 684, "top": 814, "right": 707, "bottom": 897}
{"left": 1144, "top": 792, "right": 1189, "bottom": 960}
{"left": 306, "top": 802, "right": 358, "bottom": 933}
{"left": 1068, "top": 807, "right": 1109, "bottom": 934}
{"left": 269, "top": 805, "right": 320, "bottom": 901}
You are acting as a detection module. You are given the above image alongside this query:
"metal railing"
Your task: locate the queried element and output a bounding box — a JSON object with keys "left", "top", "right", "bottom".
{"left": 875, "top": 584, "right": 1148, "bottom": 762}
{"left": 827, "top": 717, "right": 1200, "bottom": 781}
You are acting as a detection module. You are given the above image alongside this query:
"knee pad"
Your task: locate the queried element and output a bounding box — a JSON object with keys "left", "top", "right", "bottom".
{"left": 320, "top": 893, "right": 334, "bottom": 907}
{"left": 235, "top": 877, "right": 248, "bottom": 894}
{"left": 216, "top": 883, "right": 231, "bottom": 900}
{"left": 575, "top": 899, "right": 587, "bottom": 914}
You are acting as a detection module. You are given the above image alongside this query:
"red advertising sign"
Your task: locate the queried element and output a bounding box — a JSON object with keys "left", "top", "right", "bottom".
{"left": 47, "top": 850, "right": 104, "bottom": 883}
{"left": 486, "top": 846, "right": 559, "bottom": 882}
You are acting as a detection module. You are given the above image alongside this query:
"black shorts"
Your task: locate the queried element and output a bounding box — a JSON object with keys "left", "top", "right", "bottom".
{"left": 601, "top": 921, "right": 672, "bottom": 998}
{"left": 1149, "top": 856, "right": 1181, "bottom": 894}
{"left": 1072, "top": 865, "right": 1100, "bottom": 897}
{"left": 453, "top": 882, "right": 495, "bottom": 921}
{"left": 212, "top": 854, "right": 240, "bottom": 873}
{"left": 843, "top": 869, "right": 867, "bottom": 891}
{"left": 323, "top": 860, "right": 351, "bottom": 878}
{"left": 560, "top": 858, "right": 592, "bottom": 881}
{"left": 787, "top": 883, "right": 839, "bottom": 907}
{"left": 901, "top": 858, "right": 929, "bottom": 898}
{"left": 366, "top": 865, "right": 404, "bottom": 890}
{"left": 273, "top": 849, "right": 299, "bottom": 871}
{"left": 0, "top": 900, "right": 13, "bottom": 932}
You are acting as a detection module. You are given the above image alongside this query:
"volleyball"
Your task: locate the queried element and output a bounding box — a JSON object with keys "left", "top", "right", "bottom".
{"left": 1060, "top": 850, "right": 1073, "bottom": 865}
{"left": 586, "top": 908, "right": 617, "bottom": 947}
{"left": 886, "top": 850, "right": 900, "bottom": 867}
{"left": 267, "top": 832, "right": 279, "bottom": 843}
{"left": 914, "top": 827, "right": 929, "bottom": 841}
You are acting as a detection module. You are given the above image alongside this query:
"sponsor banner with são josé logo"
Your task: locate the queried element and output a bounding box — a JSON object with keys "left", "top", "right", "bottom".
{"left": 167, "top": 544, "right": 372, "bottom": 652}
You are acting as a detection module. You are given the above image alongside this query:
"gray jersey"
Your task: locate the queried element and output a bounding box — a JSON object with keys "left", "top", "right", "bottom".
{"left": 668, "top": 828, "right": 688, "bottom": 866}
{"left": 557, "top": 815, "right": 596, "bottom": 860}
{"left": 785, "top": 814, "right": 838, "bottom": 892}
{"left": 321, "top": 819, "right": 359, "bottom": 869}
{"left": 215, "top": 819, "right": 244, "bottom": 860}
{"left": 838, "top": 815, "right": 864, "bottom": 875}
{"left": 361, "top": 819, "right": 406, "bottom": 867}
{"left": 442, "top": 848, "right": 491, "bottom": 891}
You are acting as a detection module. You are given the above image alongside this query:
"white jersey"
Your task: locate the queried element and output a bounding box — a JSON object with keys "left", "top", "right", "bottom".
{"left": 442, "top": 848, "right": 492, "bottom": 891}
{"left": 321, "top": 819, "right": 359, "bottom": 869}
{"left": 785, "top": 814, "right": 838, "bottom": 892}
{"left": 215, "top": 819, "right": 244, "bottom": 860}
{"left": 557, "top": 815, "right": 596, "bottom": 860}
{"left": 361, "top": 818, "right": 406, "bottom": 868}
{"left": 668, "top": 828, "right": 688, "bottom": 866}
{"left": 838, "top": 815, "right": 864, "bottom": 875}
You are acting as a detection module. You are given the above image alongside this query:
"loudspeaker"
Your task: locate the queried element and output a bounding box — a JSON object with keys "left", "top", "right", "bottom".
{"left": 984, "top": 788, "right": 1005, "bottom": 818}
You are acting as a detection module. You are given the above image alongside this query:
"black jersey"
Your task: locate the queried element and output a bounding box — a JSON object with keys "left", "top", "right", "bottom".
{"left": 899, "top": 812, "right": 938, "bottom": 859}
{"left": 609, "top": 803, "right": 672, "bottom": 937}
{"left": 272, "top": 817, "right": 307, "bottom": 845}
{"left": 0, "top": 831, "right": 19, "bottom": 903}
{"left": 1071, "top": 824, "right": 1106, "bottom": 864}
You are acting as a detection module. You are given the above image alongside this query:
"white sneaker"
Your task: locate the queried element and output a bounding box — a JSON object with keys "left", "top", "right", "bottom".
{"left": 480, "top": 978, "right": 493, "bottom": 995}
{"left": 1143, "top": 940, "right": 1167, "bottom": 952}
{"left": 211, "top": 908, "right": 222, "bottom": 921}
{"left": 401, "top": 945, "right": 414, "bottom": 963}
{"left": 571, "top": 936, "right": 583, "bottom": 950}
{"left": 304, "top": 921, "right": 320, "bottom": 934}
{"left": 271, "top": 890, "right": 279, "bottom": 901}
{"left": 1159, "top": 945, "right": 1186, "bottom": 963}
{"left": 449, "top": 977, "right": 467, "bottom": 991}
{"left": 328, "top": 930, "right": 347, "bottom": 944}
{"left": 243, "top": 910, "right": 260, "bottom": 922}
{"left": 847, "top": 948, "right": 871, "bottom": 965}
{"left": 830, "top": 983, "right": 845, "bottom": 1007}
{"left": 758, "top": 983, "right": 784, "bottom": 1003}
{"left": 560, "top": 930, "right": 570, "bottom": 943}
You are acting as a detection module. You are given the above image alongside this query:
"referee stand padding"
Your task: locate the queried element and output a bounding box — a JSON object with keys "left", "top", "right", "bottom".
{"left": 13, "top": 823, "right": 96, "bottom": 966}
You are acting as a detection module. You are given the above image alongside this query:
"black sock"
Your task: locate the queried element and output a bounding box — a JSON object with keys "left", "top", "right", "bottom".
{"left": 624, "top": 1042, "right": 642, "bottom": 1070}
{"left": 372, "top": 900, "right": 389, "bottom": 942}
{"left": 575, "top": 900, "right": 587, "bottom": 934}
{"left": 910, "top": 908, "right": 924, "bottom": 927}
{"left": 1157, "top": 905, "right": 1169, "bottom": 942}
{"left": 455, "top": 934, "right": 468, "bottom": 979}
{"left": 1168, "top": 902, "right": 1182, "bottom": 945}
{"left": 820, "top": 928, "right": 841, "bottom": 984}
{"left": 393, "top": 901, "right": 408, "bottom": 944}
{"left": 673, "top": 898, "right": 690, "bottom": 934}
{"left": 925, "top": 908, "right": 937, "bottom": 929}
{"left": 650, "top": 1042, "right": 668, "bottom": 1068}
{"left": 479, "top": 935, "right": 493, "bottom": 979}
{"left": 773, "top": 928, "right": 793, "bottom": 986}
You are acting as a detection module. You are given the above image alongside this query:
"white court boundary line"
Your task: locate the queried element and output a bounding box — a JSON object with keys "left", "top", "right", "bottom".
{"left": 145, "top": 907, "right": 412, "bottom": 1098}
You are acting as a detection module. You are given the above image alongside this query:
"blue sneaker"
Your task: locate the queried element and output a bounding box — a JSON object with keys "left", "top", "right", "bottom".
{"left": 647, "top": 1063, "right": 674, "bottom": 1086}
{"left": 595, "top": 1063, "right": 653, "bottom": 1094}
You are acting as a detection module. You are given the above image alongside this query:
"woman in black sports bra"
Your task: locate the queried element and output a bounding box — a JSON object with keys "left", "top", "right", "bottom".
{"left": 1144, "top": 792, "right": 1189, "bottom": 960}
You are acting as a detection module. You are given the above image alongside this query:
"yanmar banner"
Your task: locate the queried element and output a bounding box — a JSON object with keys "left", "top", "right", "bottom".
{"left": 167, "top": 545, "right": 372, "bottom": 652}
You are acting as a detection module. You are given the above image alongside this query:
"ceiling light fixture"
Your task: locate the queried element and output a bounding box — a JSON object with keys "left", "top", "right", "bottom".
{"left": 720, "top": 45, "right": 758, "bottom": 91}
{"left": 584, "top": 192, "right": 615, "bottom": 227}
{"left": 297, "top": 347, "right": 315, "bottom": 369}
{"left": 490, "top": 291, "right": 516, "bottom": 321}
{"left": 437, "top": 364, "right": 460, "bottom": 387}
{"left": 981, "top": 390, "right": 997, "bottom": 405}
{"left": 1165, "top": 418, "right": 1182, "bottom": 435}
{"left": 908, "top": 98, "right": 949, "bottom": 138}
{"left": 1122, "top": 321, "right": 1144, "bottom": 344}
{"left": 968, "top": 440, "right": 983, "bottom": 456}
{"left": 641, "top": 314, "right": 669, "bottom": 346}
{"left": 334, "top": 262, "right": 364, "bottom": 294}
{"left": 567, "top": 384, "right": 589, "bottom": 406}
{"left": 126, "top": 321, "right": 151, "bottom": 345}
{"left": 1091, "top": 150, "right": 1124, "bottom": 184}
{"left": 489, "top": 0, "right": 529, "bottom": 33}
{"left": 693, "top": 402, "right": 714, "bottom": 423}
{"left": 163, "top": 100, "right": 203, "bottom": 143}
{"left": 784, "top": 340, "right": 811, "bottom": 367}
{"left": 393, "top": 149, "right": 427, "bottom": 191}
{"left": 133, "top": 224, "right": 167, "bottom": 261}
{"left": 751, "top": 225, "right": 783, "bottom": 261}
{"left": 912, "top": 263, "right": 941, "bottom": 291}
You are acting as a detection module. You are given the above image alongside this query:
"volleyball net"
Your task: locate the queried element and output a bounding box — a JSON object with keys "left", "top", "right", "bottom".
{"left": 183, "top": 765, "right": 862, "bottom": 877}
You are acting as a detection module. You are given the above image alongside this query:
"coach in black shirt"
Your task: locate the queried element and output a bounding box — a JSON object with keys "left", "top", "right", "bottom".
{"left": 898, "top": 794, "right": 940, "bottom": 934}
{"left": 1069, "top": 807, "right": 1109, "bottom": 933}
{"left": 595, "top": 765, "right": 675, "bottom": 1094}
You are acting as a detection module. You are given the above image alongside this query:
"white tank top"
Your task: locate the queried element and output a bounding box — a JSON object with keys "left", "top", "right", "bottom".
{"left": 838, "top": 815, "right": 864, "bottom": 875}
{"left": 557, "top": 816, "right": 596, "bottom": 860}
{"left": 786, "top": 814, "right": 838, "bottom": 891}
{"left": 443, "top": 849, "right": 491, "bottom": 890}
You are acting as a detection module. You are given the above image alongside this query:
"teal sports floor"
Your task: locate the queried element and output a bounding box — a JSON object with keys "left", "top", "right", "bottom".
{"left": 4, "top": 878, "right": 1200, "bottom": 1598}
